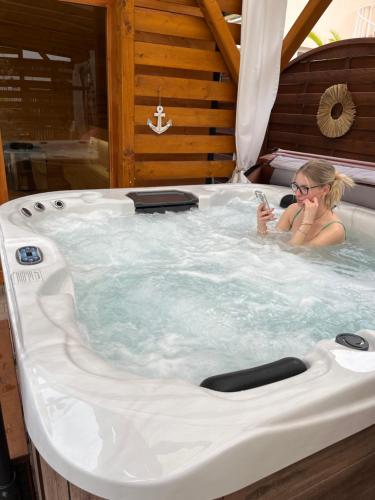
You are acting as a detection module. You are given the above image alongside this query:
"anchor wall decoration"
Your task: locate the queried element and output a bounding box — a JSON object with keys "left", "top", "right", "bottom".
{"left": 147, "top": 92, "right": 172, "bottom": 134}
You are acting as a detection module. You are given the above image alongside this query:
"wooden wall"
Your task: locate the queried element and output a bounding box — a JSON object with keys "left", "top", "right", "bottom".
{"left": 266, "top": 38, "right": 375, "bottom": 163}
{"left": 0, "top": 0, "right": 243, "bottom": 189}
{"left": 124, "top": 0, "right": 242, "bottom": 186}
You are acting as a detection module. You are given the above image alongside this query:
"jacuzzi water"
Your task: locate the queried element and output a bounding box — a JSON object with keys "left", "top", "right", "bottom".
{"left": 29, "top": 196, "right": 375, "bottom": 384}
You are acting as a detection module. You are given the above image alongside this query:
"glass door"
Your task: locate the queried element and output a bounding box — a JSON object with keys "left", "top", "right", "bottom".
{"left": 0, "top": 0, "right": 109, "bottom": 199}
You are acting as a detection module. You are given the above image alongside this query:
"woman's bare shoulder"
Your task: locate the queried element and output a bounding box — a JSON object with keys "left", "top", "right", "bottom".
{"left": 286, "top": 203, "right": 301, "bottom": 215}
{"left": 277, "top": 203, "right": 301, "bottom": 231}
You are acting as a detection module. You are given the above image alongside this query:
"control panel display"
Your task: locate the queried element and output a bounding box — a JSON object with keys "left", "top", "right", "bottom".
{"left": 16, "top": 246, "right": 43, "bottom": 265}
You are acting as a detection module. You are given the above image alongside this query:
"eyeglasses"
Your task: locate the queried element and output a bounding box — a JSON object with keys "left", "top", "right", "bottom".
{"left": 290, "top": 182, "right": 325, "bottom": 196}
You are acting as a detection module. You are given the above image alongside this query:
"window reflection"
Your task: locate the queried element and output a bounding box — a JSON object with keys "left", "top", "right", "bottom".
{"left": 0, "top": 0, "right": 108, "bottom": 198}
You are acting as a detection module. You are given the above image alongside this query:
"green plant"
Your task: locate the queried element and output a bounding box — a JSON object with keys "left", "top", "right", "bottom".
{"left": 328, "top": 29, "right": 341, "bottom": 42}
{"left": 308, "top": 31, "right": 323, "bottom": 46}
{"left": 308, "top": 29, "right": 341, "bottom": 47}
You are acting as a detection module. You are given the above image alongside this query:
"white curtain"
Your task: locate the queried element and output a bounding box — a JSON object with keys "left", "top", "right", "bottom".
{"left": 230, "top": 0, "right": 288, "bottom": 183}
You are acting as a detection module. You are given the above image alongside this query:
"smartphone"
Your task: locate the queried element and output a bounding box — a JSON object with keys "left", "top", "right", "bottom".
{"left": 254, "top": 190, "right": 270, "bottom": 210}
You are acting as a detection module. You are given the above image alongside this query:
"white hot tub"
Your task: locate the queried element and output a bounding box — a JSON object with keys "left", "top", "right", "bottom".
{"left": 0, "top": 184, "right": 375, "bottom": 500}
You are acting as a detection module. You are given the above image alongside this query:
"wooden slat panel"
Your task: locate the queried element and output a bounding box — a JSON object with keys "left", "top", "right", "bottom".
{"left": 275, "top": 93, "right": 319, "bottom": 106}
{"left": 276, "top": 91, "right": 375, "bottom": 107}
{"left": 273, "top": 147, "right": 370, "bottom": 163}
{"left": 223, "top": 425, "right": 375, "bottom": 500}
{"left": 267, "top": 124, "right": 375, "bottom": 144}
{"left": 135, "top": 96, "right": 214, "bottom": 109}
{"left": 278, "top": 83, "right": 306, "bottom": 94}
{"left": 0, "top": 320, "right": 28, "bottom": 459}
{"left": 135, "top": 31, "right": 215, "bottom": 50}
{"left": 135, "top": 134, "right": 235, "bottom": 153}
{"left": 135, "top": 8, "right": 213, "bottom": 40}
{"left": 136, "top": 126, "right": 212, "bottom": 135}
{"left": 136, "top": 152, "right": 211, "bottom": 161}
{"left": 135, "top": 41, "right": 228, "bottom": 72}
{"left": 69, "top": 483, "right": 103, "bottom": 500}
{"left": 270, "top": 113, "right": 375, "bottom": 131}
{"left": 30, "top": 444, "right": 45, "bottom": 500}
{"left": 350, "top": 54, "right": 375, "bottom": 68}
{"left": 268, "top": 130, "right": 375, "bottom": 156}
{"left": 39, "top": 454, "right": 70, "bottom": 499}
{"left": 135, "top": 0, "right": 203, "bottom": 17}
{"left": 285, "top": 39, "right": 375, "bottom": 67}
{"left": 135, "top": 105, "right": 234, "bottom": 127}
{"left": 135, "top": 64, "right": 215, "bottom": 80}
{"left": 135, "top": 74, "right": 236, "bottom": 102}
{"left": 135, "top": 159, "right": 235, "bottom": 179}
{"left": 281, "top": 67, "right": 375, "bottom": 84}
{"left": 217, "top": 0, "right": 242, "bottom": 13}
{"left": 285, "top": 57, "right": 346, "bottom": 74}
{"left": 227, "top": 23, "right": 241, "bottom": 45}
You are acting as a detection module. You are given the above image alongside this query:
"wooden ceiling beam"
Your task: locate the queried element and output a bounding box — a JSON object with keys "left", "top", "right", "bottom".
{"left": 281, "top": 0, "right": 333, "bottom": 72}
{"left": 197, "top": 0, "right": 239, "bottom": 84}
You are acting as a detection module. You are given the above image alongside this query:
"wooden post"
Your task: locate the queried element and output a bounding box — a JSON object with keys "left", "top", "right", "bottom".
{"left": 107, "top": 1, "right": 121, "bottom": 188}
{"left": 197, "top": 0, "right": 240, "bottom": 85}
{"left": 281, "top": 0, "right": 333, "bottom": 71}
{"left": 119, "top": 0, "right": 136, "bottom": 187}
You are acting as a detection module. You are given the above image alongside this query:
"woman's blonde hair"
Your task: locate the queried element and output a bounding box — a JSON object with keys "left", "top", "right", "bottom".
{"left": 297, "top": 159, "right": 355, "bottom": 208}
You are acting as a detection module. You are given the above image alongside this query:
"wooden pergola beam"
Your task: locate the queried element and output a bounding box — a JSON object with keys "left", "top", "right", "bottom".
{"left": 281, "top": 0, "right": 333, "bottom": 72}
{"left": 197, "top": 0, "right": 240, "bottom": 84}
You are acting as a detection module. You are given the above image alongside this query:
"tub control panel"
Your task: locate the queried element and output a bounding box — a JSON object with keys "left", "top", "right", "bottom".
{"left": 16, "top": 246, "right": 43, "bottom": 265}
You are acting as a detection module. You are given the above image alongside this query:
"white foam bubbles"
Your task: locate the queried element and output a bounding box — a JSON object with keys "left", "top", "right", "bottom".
{"left": 32, "top": 198, "right": 375, "bottom": 384}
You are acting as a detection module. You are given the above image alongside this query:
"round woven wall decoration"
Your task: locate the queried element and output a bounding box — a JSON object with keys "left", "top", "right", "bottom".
{"left": 316, "top": 83, "right": 356, "bottom": 138}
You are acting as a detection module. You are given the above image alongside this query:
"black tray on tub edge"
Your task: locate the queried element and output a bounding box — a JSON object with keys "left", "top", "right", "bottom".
{"left": 126, "top": 190, "right": 199, "bottom": 213}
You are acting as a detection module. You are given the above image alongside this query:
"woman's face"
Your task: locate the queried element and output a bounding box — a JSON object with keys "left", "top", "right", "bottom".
{"left": 292, "top": 173, "right": 326, "bottom": 205}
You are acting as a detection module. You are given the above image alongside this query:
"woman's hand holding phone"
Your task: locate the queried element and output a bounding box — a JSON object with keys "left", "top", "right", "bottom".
{"left": 257, "top": 203, "right": 275, "bottom": 235}
{"left": 254, "top": 191, "right": 275, "bottom": 235}
{"left": 257, "top": 203, "right": 275, "bottom": 222}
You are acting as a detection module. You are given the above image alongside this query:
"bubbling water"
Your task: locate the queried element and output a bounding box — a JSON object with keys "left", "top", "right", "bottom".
{"left": 32, "top": 197, "right": 375, "bottom": 384}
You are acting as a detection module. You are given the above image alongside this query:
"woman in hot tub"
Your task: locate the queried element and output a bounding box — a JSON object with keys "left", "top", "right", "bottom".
{"left": 257, "top": 159, "right": 355, "bottom": 247}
